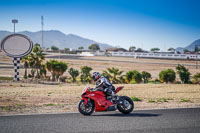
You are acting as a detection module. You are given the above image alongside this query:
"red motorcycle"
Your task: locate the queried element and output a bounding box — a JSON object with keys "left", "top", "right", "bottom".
{"left": 78, "top": 86, "right": 134, "bottom": 115}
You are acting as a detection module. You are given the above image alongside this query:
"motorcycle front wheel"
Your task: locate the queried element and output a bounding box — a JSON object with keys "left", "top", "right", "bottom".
{"left": 78, "top": 100, "right": 95, "bottom": 115}
{"left": 117, "top": 96, "right": 134, "bottom": 114}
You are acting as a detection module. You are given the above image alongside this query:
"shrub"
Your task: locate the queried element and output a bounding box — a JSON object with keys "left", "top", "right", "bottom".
{"left": 68, "top": 68, "right": 79, "bottom": 82}
{"left": 80, "top": 66, "right": 92, "bottom": 83}
{"left": 59, "top": 76, "right": 67, "bottom": 82}
{"left": 159, "top": 69, "right": 176, "bottom": 83}
{"left": 119, "top": 75, "right": 126, "bottom": 84}
{"left": 40, "top": 64, "right": 47, "bottom": 78}
{"left": 141, "top": 71, "right": 151, "bottom": 83}
{"left": 125, "top": 70, "right": 142, "bottom": 83}
{"left": 176, "top": 64, "right": 191, "bottom": 84}
{"left": 124, "top": 71, "right": 134, "bottom": 83}
{"left": 46, "top": 60, "right": 68, "bottom": 81}
{"left": 192, "top": 73, "right": 200, "bottom": 84}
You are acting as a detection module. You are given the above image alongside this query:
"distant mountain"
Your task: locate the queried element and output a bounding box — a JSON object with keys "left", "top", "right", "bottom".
{"left": 0, "top": 30, "right": 113, "bottom": 50}
{"left": 176, "top": 39, "right": 200, "bottom": 53}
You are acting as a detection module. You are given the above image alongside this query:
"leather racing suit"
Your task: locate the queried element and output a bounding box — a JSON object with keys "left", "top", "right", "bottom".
{"left": 95, "top": 76, "right": 115, "bottom": 97}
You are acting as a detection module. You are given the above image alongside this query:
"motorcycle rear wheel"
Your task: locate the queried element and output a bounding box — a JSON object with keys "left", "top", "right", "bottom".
{"left": 78, "top": 100, "right": 95, "bottom": 115}
{"left": 117, "top": 96, "right": 134, "bottom": 114}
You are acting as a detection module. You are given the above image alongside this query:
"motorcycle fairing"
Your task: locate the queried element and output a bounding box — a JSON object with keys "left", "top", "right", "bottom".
{"left": 115, "top": 86, "right": 124, "bottom": 94}
{"left": 82, "top": 90, "right": 113, "bottom": 111}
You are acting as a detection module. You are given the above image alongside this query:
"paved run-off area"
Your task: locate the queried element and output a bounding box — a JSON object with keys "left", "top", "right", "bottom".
{"left": 0, "top": 108, "right": 200, "bottom": 133}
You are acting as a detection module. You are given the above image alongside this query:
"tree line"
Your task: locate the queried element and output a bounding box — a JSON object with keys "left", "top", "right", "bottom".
{"left": 50, "top": 43, "right": 100, "bottom": 51}
{"left": 22, "top": 44, "right": 200, "bottom": 84}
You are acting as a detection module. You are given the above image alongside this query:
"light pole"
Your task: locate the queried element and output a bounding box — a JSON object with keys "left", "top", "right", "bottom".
{"left": 12, "top": 19, "right": 18, "bottom": 34}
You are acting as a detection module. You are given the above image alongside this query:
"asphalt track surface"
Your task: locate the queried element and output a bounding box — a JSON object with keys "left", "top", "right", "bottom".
{"left": 0, "top": 108, "right": 199, "bottom": 133}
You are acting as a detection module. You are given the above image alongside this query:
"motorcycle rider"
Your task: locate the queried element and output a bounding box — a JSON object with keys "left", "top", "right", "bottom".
{"left": 92, "top": 72, "right": 116, "bottom": 101}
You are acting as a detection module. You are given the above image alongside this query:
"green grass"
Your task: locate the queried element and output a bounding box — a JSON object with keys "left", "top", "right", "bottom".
{"left": 131, "top": 97, "right": 142, "bottom": 102}
{"left": 180, "top": 98, "right": 191, "bottom": 102}
{"left": 0, "top": 106, "right": 13, "bottom": 111}
{"left": 44, "top": 103, "right": 57, "bottom": 106}
{"left": 148, "top": 99, "right": 156, "bottom": 103}
{"left": 44, "top": 103, "right": 65, "bottom": 107}
{"left": 20, "top": 85, "right": 26, "bottom": 87}
{"left": 157, "top": 98, "right": 168, "bottom": 103}
{"left": 16, "top": 104, "right": 26, "bottom": 107}
{"left": 148, "top": 98, "right": 170, "bottom": 103}
{"left": 0, "top": 104, "right": 26, "bottom": 111}
{"left": 6, "top": 99, "right": 12, "bottom": 101}
{"left": 0, "top": 76, "right": 13, "bottom": 81}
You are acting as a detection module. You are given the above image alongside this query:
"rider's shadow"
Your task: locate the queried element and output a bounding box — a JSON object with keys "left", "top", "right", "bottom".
{"left": 92, "top": 112, "right": 162, "bottom": 117}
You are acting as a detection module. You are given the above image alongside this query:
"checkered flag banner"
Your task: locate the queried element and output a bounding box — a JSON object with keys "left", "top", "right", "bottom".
{"left": 13, "top": 58, "right": 21, "bottom": 81}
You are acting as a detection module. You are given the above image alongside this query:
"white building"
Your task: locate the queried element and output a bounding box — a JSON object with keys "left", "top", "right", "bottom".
{"left": 80, "top": 52, "right": 96, "bottom": 56}
{"left": 110, "top": 52, "right": 200, "bottom": 60}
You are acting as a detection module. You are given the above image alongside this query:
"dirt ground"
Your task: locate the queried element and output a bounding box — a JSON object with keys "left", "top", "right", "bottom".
{"left": 0, "top": 82, "right": 200, "bottom": 115}
{"left": 0, "top": 51, "right": 200, "bottom": 115}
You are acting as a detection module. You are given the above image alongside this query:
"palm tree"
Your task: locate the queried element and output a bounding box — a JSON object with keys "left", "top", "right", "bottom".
{"left": 102, "top": 70, "right": 112, "bottom": 80}
{"left": 28, "top": 43, "right": 45, "bottom": 78}
{"left": 33, "top": 46, "right": 45, "bottom": 78}
{"left": 21, "top": 56, "right": 29, "bottom": 79}
{"left": 25, "top": 44, "right": 45, "bottom": 79}
{"left": 40, "top": 64, "right": 47, "bottom": 78}
{"left": 28, "top": 53, "right": 36, "bottom": 77}
{"left": 104, "top": 67, "right": 123, "bottom": 84}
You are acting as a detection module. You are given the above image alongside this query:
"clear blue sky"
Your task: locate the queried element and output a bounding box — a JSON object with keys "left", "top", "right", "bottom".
{"left": 0, "top": 0, "right": 200, "bottom": 51}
